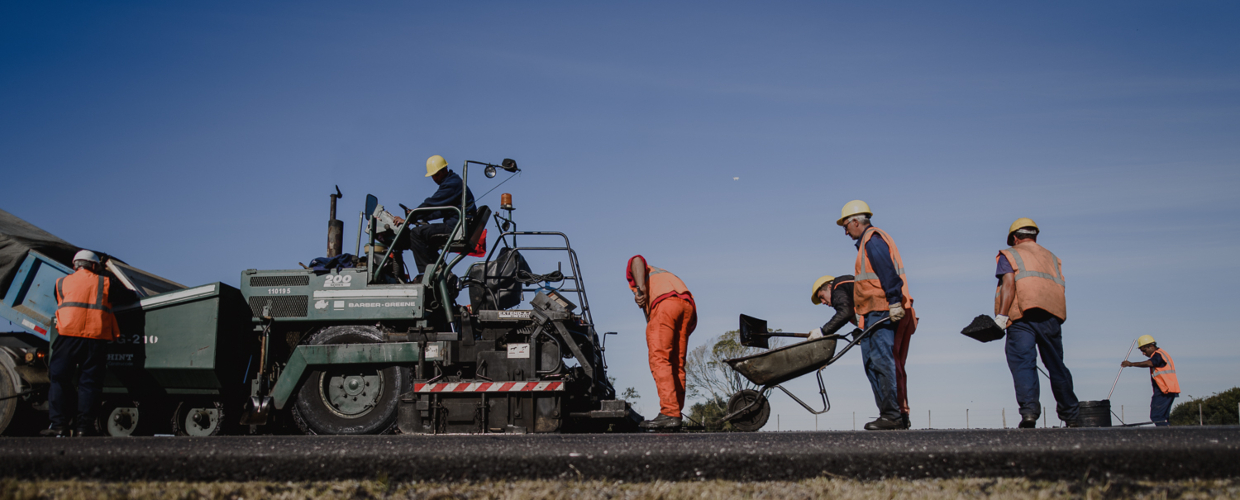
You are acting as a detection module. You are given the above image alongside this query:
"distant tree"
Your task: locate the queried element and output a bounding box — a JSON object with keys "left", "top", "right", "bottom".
{"left": 1170, "top": 387, "right": 1240, "bottom": 426}
{"left": 621, "top": 387, "right": 640, "bottom": 401}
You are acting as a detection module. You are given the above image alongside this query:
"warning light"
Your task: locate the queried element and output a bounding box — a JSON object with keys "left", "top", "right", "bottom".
{"left": 501, "top": 193, "right": 514, "bottom": 211}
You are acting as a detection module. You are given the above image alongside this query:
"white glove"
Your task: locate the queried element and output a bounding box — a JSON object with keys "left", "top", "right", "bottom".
{"left": 855, "top": 314, "right": 863, "bottom": 325}
{"left": 888, "top": 303, "right": 906, "bottom": 322}
{"left": 993, "top": 314, "right": 1009, "bottom": 329}
{"left": 808, "top": 327, "right": 824, "bottom": 340}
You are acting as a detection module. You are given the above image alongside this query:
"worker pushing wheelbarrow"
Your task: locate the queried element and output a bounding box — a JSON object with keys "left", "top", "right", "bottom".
{"left": 716, "top": 314, "right": 892, "bottom": 431}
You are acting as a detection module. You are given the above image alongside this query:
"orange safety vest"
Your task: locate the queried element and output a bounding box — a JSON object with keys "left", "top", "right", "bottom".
{"left": 995, "top": 241, "right": 1066, "bottom": 322}
{"left": 627, "top": 257, "right": 697, "bottom": 332}
{"left": 853, "top": 227, "right": 913, "bottom": 316}
{"left": 1150, "top": 348, "right": 1180, "bottom": 394}
{"left": 54, "top": 268, "right": 120, "bottom": 341}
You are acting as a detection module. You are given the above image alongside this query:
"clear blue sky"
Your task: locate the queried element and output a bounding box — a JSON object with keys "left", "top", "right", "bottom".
{"left": 3, "top": 1, "right": 1237, "bottom": 429}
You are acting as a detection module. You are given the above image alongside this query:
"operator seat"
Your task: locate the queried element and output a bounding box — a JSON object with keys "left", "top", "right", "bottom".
{"left": 427, "top": 205, "right": 491, "bottom": 255}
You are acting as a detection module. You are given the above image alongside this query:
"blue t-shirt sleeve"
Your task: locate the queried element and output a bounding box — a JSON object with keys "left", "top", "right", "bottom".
{"left": 1150, "top": 352, "right": 1166, "bottom": 368}
{"left": 996, "top": 254, "right": 1013, "bottom": 278}
{"left": 864, "top": 236, "right": 905, "bottom": 305}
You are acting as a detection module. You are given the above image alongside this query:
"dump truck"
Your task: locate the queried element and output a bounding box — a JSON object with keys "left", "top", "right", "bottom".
{"left": 0, "top": 159, "right": 641, "bottom": 436}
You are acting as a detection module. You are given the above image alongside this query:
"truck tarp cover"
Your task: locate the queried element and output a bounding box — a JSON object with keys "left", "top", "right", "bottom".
{"left": 0, "top": 208, "right": 80, "bottom": 294}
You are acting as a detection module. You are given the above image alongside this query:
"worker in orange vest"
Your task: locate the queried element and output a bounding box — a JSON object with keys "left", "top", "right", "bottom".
{"left": 838, "top": 201, "right": 917, "bottom": 430}
{"left": 627, "top": 255, "right": 697, "bottom": 430}
{"left": 43, "top": 250, "right": 120, "bottom": 437}
{"left": 994, "top": 218, "right": 1080, "bottom": 428}
{"left": 1121, "top": 335, "right": 1180, "bottom": 426}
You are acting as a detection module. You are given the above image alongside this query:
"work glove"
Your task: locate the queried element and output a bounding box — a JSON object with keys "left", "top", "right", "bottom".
{"left": 993, "top": 314, "right": 1009, "bottom": 330}
{"left": 855, "top": 314, "right": 863, "bottom": 326}
{"left": 888, "top": 303, "right": 906, "bottom": 322}
{"left": 808, "top": 327, "right": 824, "bottom": 341}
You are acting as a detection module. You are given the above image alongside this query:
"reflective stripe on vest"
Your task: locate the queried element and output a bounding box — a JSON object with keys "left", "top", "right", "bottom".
{"left": 56, "top": 275, "right": 112, "bottom": 313}
{"left": 1005, "top": 246, "right": 1065, "bottom": 286}
{"left": 1150, "top": 348, "right": 1180, "bottom": 394}
{"left": 995, "top": 242, "right": 1067, "bottom": 322}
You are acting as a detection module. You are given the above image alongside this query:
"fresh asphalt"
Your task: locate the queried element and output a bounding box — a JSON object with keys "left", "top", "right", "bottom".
{"left": 1, "top": 427, "right": 1236, "bottom": 482}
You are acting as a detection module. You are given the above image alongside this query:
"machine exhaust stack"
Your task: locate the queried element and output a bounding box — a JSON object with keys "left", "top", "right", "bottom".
{"left": 327, "top": 185, "right": 344, "bottom": 258}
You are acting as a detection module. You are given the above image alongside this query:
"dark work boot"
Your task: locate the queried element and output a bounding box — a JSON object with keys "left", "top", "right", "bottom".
{"left": 1019, "top": 414, "right": 1038, "bottom": 429}
{"left": 40, "top": 426, "right": 69, "bottom": 437}
{"left": 864, "top": 416, "right": 901, "bottom": 430}
{"left": 640, "top": 414, "right": 682, "bottom": 431}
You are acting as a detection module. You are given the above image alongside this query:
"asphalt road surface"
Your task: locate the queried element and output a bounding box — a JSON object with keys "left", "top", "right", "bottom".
{"left": 1, "top": 427, "right": 1237, "bottom": 482}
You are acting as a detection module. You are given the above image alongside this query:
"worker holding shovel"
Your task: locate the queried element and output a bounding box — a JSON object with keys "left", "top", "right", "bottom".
{"left": 994, "top": 218, "right": 1080, "bottom": 428}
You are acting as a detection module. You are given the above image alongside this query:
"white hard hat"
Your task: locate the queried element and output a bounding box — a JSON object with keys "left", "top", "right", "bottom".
{"left": 73, "top": 250, "right": 100, "bottom": 263}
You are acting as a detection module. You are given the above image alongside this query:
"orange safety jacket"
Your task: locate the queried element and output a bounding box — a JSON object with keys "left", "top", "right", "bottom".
{"left": 1150, "top": 348, "right": 1180, "bottom": 394}
{"left": 54, "top": 268, "right": 120, "bottom": 341}
{"left": 627, "top": 256, "right": 697, "bottom": 333}
{"left": 853, "top": 227, "right": 913, "bottom": 316}
{"left": 995, "top": 241, "right": 1066, "bottom": 322}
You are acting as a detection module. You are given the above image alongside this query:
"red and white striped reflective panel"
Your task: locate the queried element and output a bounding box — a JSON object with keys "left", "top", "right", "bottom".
{"left": 413, "top": 381, "right": 564, "bottom": 393}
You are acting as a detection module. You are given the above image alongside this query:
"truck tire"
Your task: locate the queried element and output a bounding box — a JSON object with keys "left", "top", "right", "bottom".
{"left": 290, "top": 325, "right": 403, "bottom": 435}
{"left": 0, "top": 362, "right": 18, "bottom": 435}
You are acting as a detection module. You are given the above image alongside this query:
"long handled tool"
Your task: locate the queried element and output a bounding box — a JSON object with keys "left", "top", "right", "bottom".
{"left": 1107, "top": 338, "right": 1138, "bottom": 400}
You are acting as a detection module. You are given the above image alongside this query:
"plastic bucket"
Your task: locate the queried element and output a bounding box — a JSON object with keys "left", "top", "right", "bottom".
{"left": 1077, "top": 400, "right": 1112, "bottom": 427}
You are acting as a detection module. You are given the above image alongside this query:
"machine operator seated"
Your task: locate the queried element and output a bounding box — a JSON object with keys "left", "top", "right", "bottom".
{"left": 393, "top": 154, "right": 477, "bottom": 282}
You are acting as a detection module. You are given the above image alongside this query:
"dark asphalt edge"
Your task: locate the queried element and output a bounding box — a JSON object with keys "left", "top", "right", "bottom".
{"left": 1, "top": 430, "right": 1237, "bottom": 482}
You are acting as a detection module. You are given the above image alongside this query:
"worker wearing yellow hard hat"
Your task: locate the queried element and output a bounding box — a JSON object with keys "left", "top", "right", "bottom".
{"left": 1121, "top": 335, "right": 1180, "bottom": 426}
{"left": 993, "top": 217, "right": 1080, "bottom": 428}
{"left": 806, "top": 274, "right": 857, "bottom": 342}
{"left": 838, "top": 200, "right": 917, "bottom": 430}
{"left": 390, "top": 155, "right": 477, "bottom": 282}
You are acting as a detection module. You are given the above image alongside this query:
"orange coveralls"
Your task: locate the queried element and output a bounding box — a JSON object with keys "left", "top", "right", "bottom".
{"left": 628, "top": 256, "right": 697, "bottom": 418}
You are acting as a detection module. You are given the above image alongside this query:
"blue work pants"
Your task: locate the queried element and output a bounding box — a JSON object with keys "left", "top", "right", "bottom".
{"left": 1151, "top": 392, "right": 1177, "bottom": 426}
{"left": 860, "top": 312, "right": 900, "bottom": 420}
{"left": 48, "top": 335, "right": 109, "bottom": 430}
{"left": 1005, "top": 309, "right": 1079, "bottom": 423}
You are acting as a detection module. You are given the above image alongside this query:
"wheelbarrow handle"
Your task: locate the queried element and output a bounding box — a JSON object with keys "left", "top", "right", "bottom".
{"left": 825, "top": 314, "right": 892, "bottom": 366}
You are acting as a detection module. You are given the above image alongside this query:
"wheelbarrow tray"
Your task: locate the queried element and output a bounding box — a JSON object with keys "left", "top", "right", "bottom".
{"left": 726, "top": 337, "right": 838, "bottom": 387}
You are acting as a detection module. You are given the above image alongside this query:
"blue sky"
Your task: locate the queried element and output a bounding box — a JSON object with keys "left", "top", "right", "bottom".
{"left": 3, "top": 1, "right": 1237, "bottom": 429}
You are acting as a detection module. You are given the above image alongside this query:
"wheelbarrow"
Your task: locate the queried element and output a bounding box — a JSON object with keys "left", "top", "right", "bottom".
{"left": 716, "top": 314, "right": 891, "bottom": 432}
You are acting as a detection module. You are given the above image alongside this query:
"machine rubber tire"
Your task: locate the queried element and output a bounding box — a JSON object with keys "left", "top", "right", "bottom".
{"left": 0, "top": 362, "right": 18, "bottom": 435}
{"left": 172, "top": 401, "right": 228, "bottom": 436}
{"left": 98, "top": 400, "right": 143, "bottom": 437}
{"left": 726, "top": 389, "right": 770, "bottom": 432}
{"left": 290, "top": 325, "right": 403, "bottom": 435}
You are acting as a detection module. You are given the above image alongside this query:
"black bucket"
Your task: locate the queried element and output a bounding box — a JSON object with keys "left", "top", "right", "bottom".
{"left": 1077, "top": 400, "right": 1112, "bottom": 427}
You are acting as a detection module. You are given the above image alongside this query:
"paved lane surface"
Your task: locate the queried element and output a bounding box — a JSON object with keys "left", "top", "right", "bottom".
{"left": 1, "top": 427, "right": 1236, "bottom": 481}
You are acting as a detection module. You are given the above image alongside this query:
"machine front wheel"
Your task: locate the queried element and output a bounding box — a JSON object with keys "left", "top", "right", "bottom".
{"left": 290, "top": 325, "right": 403, "bottom": 435}
{"left": 726, "top": 389, "right": 770, "bottom": 432}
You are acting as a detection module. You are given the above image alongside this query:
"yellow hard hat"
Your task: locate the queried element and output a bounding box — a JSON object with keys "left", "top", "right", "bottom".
{"left": 1137, "top": 335, "right": 1156, "bottom": 347}
{"left": 810, "top": 275, "right": 835, "bottom": 305}
{"left": 425, "top": 155, "right": 449, "bottom": 177}
{"left": 1007, "top": 217, "right": 1039, "bottom": 245}
{"left": 836, "top": 200, "right": 872, "bottom": 226}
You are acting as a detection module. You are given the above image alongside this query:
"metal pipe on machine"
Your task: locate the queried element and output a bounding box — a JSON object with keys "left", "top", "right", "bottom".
{"left": 328, "top": 185, "right": 344, "bottom": 258}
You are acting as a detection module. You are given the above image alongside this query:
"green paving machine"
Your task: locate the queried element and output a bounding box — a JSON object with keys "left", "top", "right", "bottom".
{"left": 0, "top": 159, "right": 640, "bottom": 436}
{"left": 238, "top": 159, "right": 640, "bottom": 434}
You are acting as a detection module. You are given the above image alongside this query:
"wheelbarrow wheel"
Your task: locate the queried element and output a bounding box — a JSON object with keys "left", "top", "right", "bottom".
{"left": 726, "top": 389, "right": 770, "bottom": 432}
